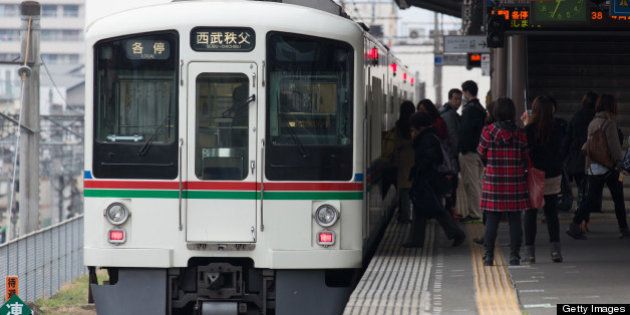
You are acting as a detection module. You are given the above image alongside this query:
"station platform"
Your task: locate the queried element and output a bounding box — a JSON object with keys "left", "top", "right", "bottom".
{"left": 343, "top": 211, "right": 630, "bottom": 314}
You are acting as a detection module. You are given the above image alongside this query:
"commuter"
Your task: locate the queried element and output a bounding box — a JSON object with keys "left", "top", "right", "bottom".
{"left": 562, "top": 92, "right": 597, "bottom": 230}
{"left": 478, "top": 98, "right": 529, "bottom": 266}
{"left": 404, "top": 111, "right": 466, "bottom": 248}
{"left": 382, "top": 101, "right": 416, "bottom": 223}
{"left": 458, "top": 80, "right": 486, "bottom": 222}
{"left": 440, "top": 89, "right": 463, "bottom": 216}
{"left": 567, "top": 94, "right": 630, "bottom": 240}
{"left": 417, "top": 99, "right": 448, "bottom": 140}
{"left": 523, "top": 96, "right": 566, "bottom": 263}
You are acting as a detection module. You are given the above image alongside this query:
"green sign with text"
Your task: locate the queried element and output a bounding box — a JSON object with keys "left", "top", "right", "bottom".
{"left": 0, "top": 295, "right": 32, "bottom": 315}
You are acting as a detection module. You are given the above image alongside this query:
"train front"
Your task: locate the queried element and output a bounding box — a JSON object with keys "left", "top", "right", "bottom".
{"left": 83, "top": 1, "right": 366, "bottom": 314}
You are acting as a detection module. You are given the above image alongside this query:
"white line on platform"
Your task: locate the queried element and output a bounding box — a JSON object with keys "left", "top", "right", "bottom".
{"left": 542, "top": 297, "right": 559, "bottom": 300}
{"left": 514, "top": 280, "right": 539, "bottom": 283}
{"left": 518, "top": 289, "right": 545, "bottom": 293}
{"left": 523, "top": 303, "right": 554, "bottom": 309}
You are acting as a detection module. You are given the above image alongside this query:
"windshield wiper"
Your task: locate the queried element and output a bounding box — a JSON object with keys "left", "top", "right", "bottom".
{"left": 222, "top": 94, "right": 256, "bottom": 118}
{"left": 137, "top": 115, "right": 171, "bottom": 157}
{"left": 286, "top": 124, "right": 309, "bottom": 158}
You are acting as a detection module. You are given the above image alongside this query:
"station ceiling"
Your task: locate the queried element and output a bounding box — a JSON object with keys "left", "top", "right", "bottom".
{"left": 394, "top": 0, "right": 462, "bottom": 18}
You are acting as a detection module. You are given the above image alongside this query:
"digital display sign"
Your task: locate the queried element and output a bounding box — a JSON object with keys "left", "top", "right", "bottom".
{"left": 486, "top": 0, "right": 630, "bottom": 31}
{"left": 125, "top": 39, "right": 170, "bottom": 60}
{"left": 191, "top": 27, "right": 255, "bottom": 52}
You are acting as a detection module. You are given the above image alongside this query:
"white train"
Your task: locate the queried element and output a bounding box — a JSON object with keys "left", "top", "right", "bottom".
{"left": 83, "top": 1, "right": 416, "bottom": 314}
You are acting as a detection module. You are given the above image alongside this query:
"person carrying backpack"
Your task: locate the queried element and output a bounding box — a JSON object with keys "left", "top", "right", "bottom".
{"left": 567, "top": 94, "right": 630, "bottom": 240}
{"left": 404, "top": 111, "right": 466, "bottom": 248}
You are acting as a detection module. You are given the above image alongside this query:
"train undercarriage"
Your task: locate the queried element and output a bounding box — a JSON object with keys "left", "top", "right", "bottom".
{"left": 89, "top": 258, "right": 357, "bottom": 315}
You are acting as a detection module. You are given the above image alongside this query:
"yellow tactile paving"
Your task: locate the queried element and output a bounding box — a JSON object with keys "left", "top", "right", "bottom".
{"left": 467, "top": 224, "right": 522, "bottom": 315}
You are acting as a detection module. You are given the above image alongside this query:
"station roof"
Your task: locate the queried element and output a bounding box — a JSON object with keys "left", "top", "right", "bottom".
{"left": 394, "top": 0, "right": 462, "bottom": 18}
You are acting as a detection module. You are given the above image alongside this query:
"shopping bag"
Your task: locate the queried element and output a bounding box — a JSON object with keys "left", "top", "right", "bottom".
{"left": 527, "top": 167, "right": 545, "bottom": 209}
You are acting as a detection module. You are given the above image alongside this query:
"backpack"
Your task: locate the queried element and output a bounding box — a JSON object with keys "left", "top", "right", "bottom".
{"left": 583, "top": 120, "right": 614, "bottom": 168}
{"left": 434, "top": 135, "right": 458, "bottom": 175}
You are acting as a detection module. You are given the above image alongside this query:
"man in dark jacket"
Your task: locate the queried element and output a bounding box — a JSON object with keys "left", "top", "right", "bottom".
{"left": 404, "top": 112, "right": 466, "bottom": 248}
{"left": 561, "top": 91, "right": 597, "bottom": 219}
{"left": 457, "top": 80, "right": 486, "bottom": 221}
{"left": 440, "top": 89, "right": 462, "bottom": 215}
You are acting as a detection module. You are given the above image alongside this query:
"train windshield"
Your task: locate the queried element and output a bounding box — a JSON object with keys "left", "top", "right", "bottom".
{"left": 266, "top": 32, "right": 353, "bottom": 181}
{"left": 93, "top": 32, "right": 178, "bottom": 179}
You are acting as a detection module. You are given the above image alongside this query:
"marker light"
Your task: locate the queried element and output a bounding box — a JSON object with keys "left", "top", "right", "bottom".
{"left": 390, "top": 63, "right": 398, "bottom": 75}
{"left": 403, "top": 72, "right": 408, "bottom": 82}
{"left": 315, "top": 204, "right": 339, "bottom": 227}
{"left": 367, "top": 47, "right": 379, "bottom": 60}
{"left": 108, "top": 229, "right": 126, "bottom": 244}
{"left": 104, "top": 202, "right": 130, "bottom": 225}
{"left": 411, "top": 78, "right": 415, "bottom": 85}
{"left": 318, "top": 231, "right": 335, "bottom": 246}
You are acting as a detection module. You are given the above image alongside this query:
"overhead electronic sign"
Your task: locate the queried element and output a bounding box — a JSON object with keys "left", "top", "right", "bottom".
{"left": 486, "top": 0, "right": 630, "bottom": 31}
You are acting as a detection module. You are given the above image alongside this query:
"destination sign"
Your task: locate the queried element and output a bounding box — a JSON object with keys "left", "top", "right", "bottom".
{"left": 191, "top": 27, "right": 255, "bottom": 52}
{"left": 125, "top": 39, "right": 170, "bottom": 60}
{"left": 486, "top": 0, "right": 630, "bottom": 31}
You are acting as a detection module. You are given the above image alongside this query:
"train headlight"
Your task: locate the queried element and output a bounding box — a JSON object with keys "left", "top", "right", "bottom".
{"left": 104, "top": 203, "right": 130, "bottom": 225}
{"left": 315, "top": 204, "right": 339, "bottom": 227}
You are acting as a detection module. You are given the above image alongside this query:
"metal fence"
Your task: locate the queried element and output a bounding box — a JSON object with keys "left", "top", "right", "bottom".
{"left": 0, "top": 215, "right": 84, "bottom": 303}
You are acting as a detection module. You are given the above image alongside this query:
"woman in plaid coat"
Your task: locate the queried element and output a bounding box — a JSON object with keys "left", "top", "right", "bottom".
{"left": 477, "top": 98, "right": 530, "bottom": 266}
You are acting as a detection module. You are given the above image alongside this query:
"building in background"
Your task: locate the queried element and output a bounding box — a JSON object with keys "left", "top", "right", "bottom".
{"left": 0, "top": 0, "right": 84, "bottom": 64}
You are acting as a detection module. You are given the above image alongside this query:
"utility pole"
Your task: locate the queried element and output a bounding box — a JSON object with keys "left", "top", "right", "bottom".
{"left": 433, "top": 12, "right": 442, "bottom": 106}
{"left": 17, "top": 1, "right": 41, "bottom": 237}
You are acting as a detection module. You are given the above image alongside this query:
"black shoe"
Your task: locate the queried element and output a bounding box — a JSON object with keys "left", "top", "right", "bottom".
{"left": 402, "top": 241, "right": 423, "bottom": 248}
{"left": 452, "top": 232, "right": 466, "bottom": 247}
{"left": 566, "top": 223, "right": 587, "bottom": 240}
{"left": 473, "top": 237, "right": 484, "bottom": 245}
{"left": 509, "top": 257, "right": 521, "bottom": 266}
{"left": 483, "top": 249, "right": 494, "bottom": 266}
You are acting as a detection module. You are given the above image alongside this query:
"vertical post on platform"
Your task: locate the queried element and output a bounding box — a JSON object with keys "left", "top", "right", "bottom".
{"left": 433, "top": 12, "right": 442, "bottom": 105}
{"left": 491, "top": 46, "right": 507, "bottom": 101}
{"left": 17, "top": 1, "right": 41, "bottom": 237}
{"left": 507, "top": 34, "right": 526, "bottom": 125}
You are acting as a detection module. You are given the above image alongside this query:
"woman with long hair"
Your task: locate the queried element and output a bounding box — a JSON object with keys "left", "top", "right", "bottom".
{"left": 524, "top": 96, "right": 566, "bottom": 263}
{"left": 478, "top": 98, "right": 529, "bottom": 266}
{"left": 567, "top": 94, "right": 630, "bottom": 239}
{"left": 417, "top": 99, "right": 448, "bottom": 140}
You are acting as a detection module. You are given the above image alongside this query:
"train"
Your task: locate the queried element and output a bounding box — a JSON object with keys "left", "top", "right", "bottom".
{"left": 83, "top": 1, "right": 416, "bottom": 314}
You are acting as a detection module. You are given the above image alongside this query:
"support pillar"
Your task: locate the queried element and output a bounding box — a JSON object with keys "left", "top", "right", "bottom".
{"left": 507, "top": 35, "right": 527, "bottom": 124}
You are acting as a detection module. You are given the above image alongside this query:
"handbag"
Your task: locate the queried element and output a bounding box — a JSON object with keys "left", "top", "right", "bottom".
{"left": 409, "top": 179, "right": 444, "bottom": 218}
{"left": 527, "top": 167, "right": 545, "bottom": 209}
{"left": 583, "top": 120, "right": 615, "bottom": 168}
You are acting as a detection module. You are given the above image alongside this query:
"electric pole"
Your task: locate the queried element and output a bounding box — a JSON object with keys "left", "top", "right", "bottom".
{"left": 433, "top": 12, "right": 442, "bottom": 106}
{"left": 16, "top": 1, "right": 41, "bottom": 237}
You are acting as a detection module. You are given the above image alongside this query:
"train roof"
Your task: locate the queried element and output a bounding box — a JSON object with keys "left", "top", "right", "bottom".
{"left": 86, "top": 1, "right": 364, "bottom": 46}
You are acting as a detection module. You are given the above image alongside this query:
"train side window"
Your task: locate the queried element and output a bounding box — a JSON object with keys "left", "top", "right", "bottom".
{"left": 195, "top": 73, "right": 249, "bottom": 180}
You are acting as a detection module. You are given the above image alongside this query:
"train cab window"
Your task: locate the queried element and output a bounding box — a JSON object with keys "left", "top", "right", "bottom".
{"left": 194, "top": 74, "right": 249, "bottom": 180}
{"left": 93, "top": 32, "right": 178, "bottom": 179}
{"left": 266, "top": 32, "right": 354, "bottom": 181}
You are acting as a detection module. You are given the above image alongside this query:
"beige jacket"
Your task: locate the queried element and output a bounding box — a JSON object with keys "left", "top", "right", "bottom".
{"left": 585, "top": 111, "right": 623, "bottom": 168}
{"left": 382, "top": 127, "right": 414, "bottom": 189}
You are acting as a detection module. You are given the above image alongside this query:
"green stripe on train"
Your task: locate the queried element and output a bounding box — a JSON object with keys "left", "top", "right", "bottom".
{"left": 84, "top": 189, "right": 363, "bottom": 200}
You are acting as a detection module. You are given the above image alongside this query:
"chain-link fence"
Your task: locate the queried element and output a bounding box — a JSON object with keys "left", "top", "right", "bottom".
{"left": 0, "top": 215, "right": 84, "bottom": 303}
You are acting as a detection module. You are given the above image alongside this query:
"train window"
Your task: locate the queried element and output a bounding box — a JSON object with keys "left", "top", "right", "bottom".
{"left": 194, "top": 73, "right": 249, "bottom": 180}
{"left": 93, "top": 32, "right": 178, "bottom": 179}
{"left": 266, "top": 32, "right": 353, "bottom": 181}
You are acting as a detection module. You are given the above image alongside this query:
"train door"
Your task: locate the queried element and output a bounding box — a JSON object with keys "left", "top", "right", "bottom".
{"left": 185, "top": 62, "right": 258, "bottom": 243}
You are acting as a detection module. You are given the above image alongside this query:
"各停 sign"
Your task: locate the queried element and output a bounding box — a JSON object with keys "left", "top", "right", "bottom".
{"left": 191, "top": 27, "right": 255, "bottom": 52}
{"left": 125, "top": 39, "right": 170, "bottom": 60}
{"left": 443, "top": 35, "right": 490, "bottom": 53}
{"left": 0, "top": 294, "right": 31, "bottom": 315}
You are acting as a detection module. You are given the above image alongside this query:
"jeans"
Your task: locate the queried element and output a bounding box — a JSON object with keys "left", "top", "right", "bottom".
{"left": 484, "top": 211, "right": 522, "bottom": 253}
{"left": 524, "top": 195, "right": 560, "bottom": 245}
{"left": 572, "top": 171, "right": 629, "bottom": 230}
